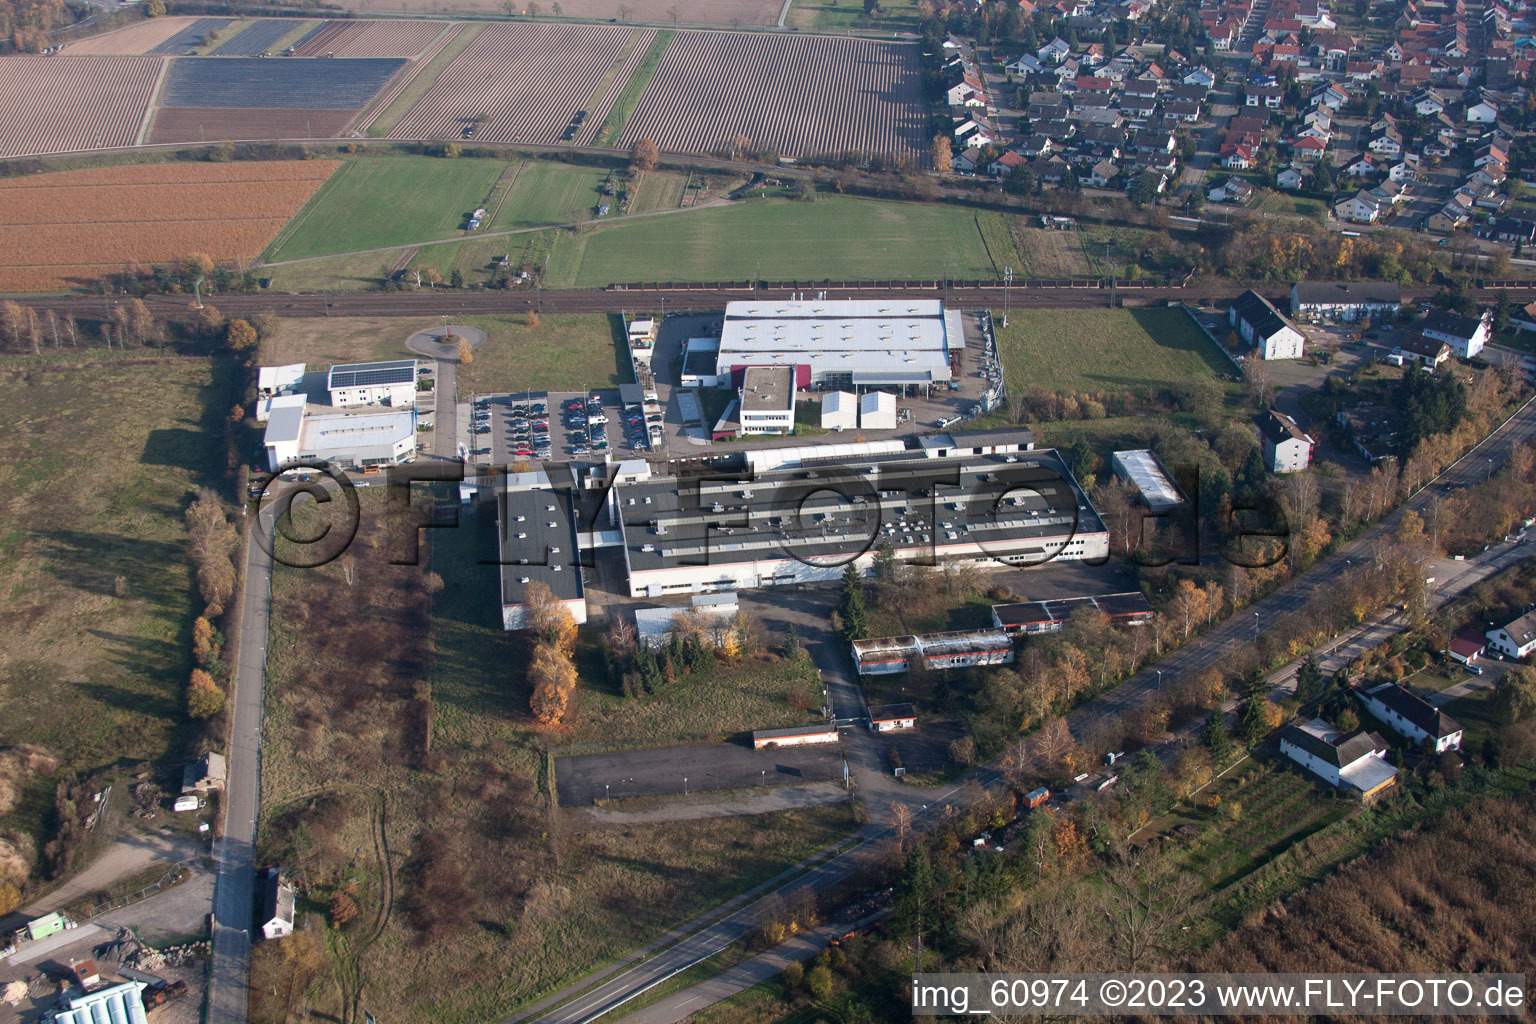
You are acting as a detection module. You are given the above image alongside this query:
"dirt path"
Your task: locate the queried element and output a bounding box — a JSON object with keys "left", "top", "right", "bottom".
{"left": 21, "top": 830, "right": 204, "bottom": 917}
{"left": 579, "top": 781, "right": 850, "bottom": 824}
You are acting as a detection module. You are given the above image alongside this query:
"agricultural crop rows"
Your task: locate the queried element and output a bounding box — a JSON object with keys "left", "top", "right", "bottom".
{"left": 161, "top": 56, "right": 407, "bottom": 108}
{"left": 61, "top": 17, "right": 203, "bottom": 55}
{"left": 389, "top": 22, "right": 632, "bottom": 144}
{"left": 0, "top": 162, "right": 337, "bottom": 292}
{"left": 575, "top": 28, "right": 656, "bottom": 147}
{"left": 215, "top": 19, "right": 304, "bottom": 56}
{"left": 147, "top": 18, "right": 233, "bottom": 55}
{"left": 148, "top": 107, "right": 358, "bottom": 144}
{"left": 0, "top": 56, "right": 160, "bottom": 157}
{"left": 294, "top": 19, "right": 452, "bottom": 58}
{"left": 619, "top": 31, "right": 926, "bottom": 163}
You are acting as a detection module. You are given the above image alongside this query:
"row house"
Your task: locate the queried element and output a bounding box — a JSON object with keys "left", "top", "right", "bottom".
{"left": 1246, "top": 83, "right": 1285, "bottom": 107}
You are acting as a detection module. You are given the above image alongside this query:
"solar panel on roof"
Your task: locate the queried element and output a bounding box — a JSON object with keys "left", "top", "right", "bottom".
{"left": 329, "top": 362, "right": 416, "bottom": 389}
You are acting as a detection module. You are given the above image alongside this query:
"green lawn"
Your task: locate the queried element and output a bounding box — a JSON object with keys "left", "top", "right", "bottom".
{"left": 785, "top": 0, "right": 924, "bottom": 31}
{"left": 546, "top": 196, "right": 997, "bottom": 286}
{"left": 488, "top": 160, "right": 611, "bottom": 231}
{"left": 454, "top": 313, "right": 630, "bottom": 394}
{"left": 266, "top": 156, "right": 508, "bottom": 261}
{"left": 995, "top": 308, "right": 1230, "bottom": 396}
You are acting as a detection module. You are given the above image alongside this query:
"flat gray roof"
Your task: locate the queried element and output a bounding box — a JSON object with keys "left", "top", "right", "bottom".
{"left": 741, "top": 366, "right": 795, "bottom": 413}
{"left": 717, "top": 299, "right": 954, "bottom": 384}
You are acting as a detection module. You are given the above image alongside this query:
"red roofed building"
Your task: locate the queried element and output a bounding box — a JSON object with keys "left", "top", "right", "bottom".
{"left": 1448, "top": 629, "right": 1486, "bottom": 664}
{"left": 1076, "top": 75, "right": 1114, "bottom": 92}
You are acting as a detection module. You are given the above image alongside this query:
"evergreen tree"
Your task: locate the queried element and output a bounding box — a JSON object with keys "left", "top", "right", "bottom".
{"left": 838, "top": 563, "right": 868, "bottom": 640}
{"left": 1202, "top": 710, "right": 1232, "bottom": 763}
{"left": 1235, "top": 697, "right": 1269, "bottom": 745}
{"left": 781, "top": 623, "right": 801, "bottom": 658}
{"left": 1296, "top": 653, "right": 1323, "bottom": 702}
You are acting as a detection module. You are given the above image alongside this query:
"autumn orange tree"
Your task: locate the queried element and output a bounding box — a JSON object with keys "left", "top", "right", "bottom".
{"left": 525, "top": 583, "right": 578, "bottom": 724}
{"left": 188, "top": 669, "right": 225, "bottom": 718}
{"left": 630, "top": 138, "right": 659, "bottom": 171}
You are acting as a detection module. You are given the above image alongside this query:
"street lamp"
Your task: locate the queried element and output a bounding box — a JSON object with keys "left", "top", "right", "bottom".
{"left": 684, "top": 775, "right": 688, "bottom": 795}
{"left": 1253, "top": 611, "right": 1260, "bottom": 639}
{"left": 1002, "top": 265, "right": 1013, "bottom": 328}
{"left": 605, "top": 783, "right": 610, "bottom": 801}
{"left": 1156, "top": 669, "right": 1162, "bottom": 691}
{"left": 1488, "top": 457, "right": 1495, "bottom": 480}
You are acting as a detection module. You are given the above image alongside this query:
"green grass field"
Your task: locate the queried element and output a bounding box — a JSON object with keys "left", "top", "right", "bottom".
{"left": 995, "top": 308, "right": 1230, "bottom": 396}
{"left": 488, "top": 160, "right": 609, "bottom": 231}
{"left": 0, "top": 356, "right": 230, "bottom": 846}
{"left": 546, "top": 196, "right": 997, "bottom": 286}
{"left": 266, "top": 156, "right": 506, "bottom": 261}
{"left": 453, "top": 313, "right": 630, "bottom": 393}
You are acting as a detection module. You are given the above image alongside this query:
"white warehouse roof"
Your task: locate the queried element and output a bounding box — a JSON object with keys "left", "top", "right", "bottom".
{"left": 860, "top": 390, "right": 897, "bottom": 429}
{"left": 57, "top": 982, "right": 148, "bottom": 1024}
{"left": 258, "top": 363, "right": 305, "bottom": 393}
{"left": 1112, "top": 449, "right": 1182, "bottom": 509}
{"left": 302, "top": 410, "right": 415, "bottom": 454}
{"left": 717, "top": 300, "right": 955, "bottom": 384}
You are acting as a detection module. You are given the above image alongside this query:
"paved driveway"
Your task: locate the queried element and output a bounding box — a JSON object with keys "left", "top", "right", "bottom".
{"left": 556, "top": 741, "right": 846, "bottom": 806}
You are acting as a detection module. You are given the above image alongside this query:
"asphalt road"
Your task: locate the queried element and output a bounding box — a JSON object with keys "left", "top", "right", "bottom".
{"left": 555, "top": 741, "right": 846, "bottom": 806}
{"left": 207, "top": 503, "right": 278, "bottom": 1024}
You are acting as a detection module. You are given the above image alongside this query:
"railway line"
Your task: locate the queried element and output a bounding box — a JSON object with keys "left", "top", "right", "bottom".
{"left": 36, "top": 280, "right": 1536, "bottom": 321}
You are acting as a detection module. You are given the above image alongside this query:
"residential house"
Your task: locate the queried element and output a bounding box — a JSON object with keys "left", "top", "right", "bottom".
{"left": 946, "top": 74, "right": 988, "bottom": 107}
{"left": 1258, "top": 408, "right": 1315, "bottom": 471}
{"left": 1230, "top": 289, "right": 1307, "bottom": 359}
{"left": 1075, "top": 75, "right": 1114, "bottom": 94}
{"left": 1086, "top": 159, "right": 1119, "bottom": 186}
{"left": 1017, "top": 135, "right": 1054, "bottom": 158}
{"left": 1335, "top": 190, "right": 1384, "bottom": 223}
{"left": 1420, "top": 308, "right": 1490, "bottom": 358}
{"left": 1447, "top": 629, "right": 1486, "bottom": 664}
{"left": 1344, "top": 154, "right": 1378, "bottom": 178}
{"left": 1120, "top": 93, "right": 1158, "bottom": 119}
{"left": 1368, "top": 128, "right": 1403, "bottom": 156}
{"left": 1277, "top": 166, "right": 1305, "bottom": 189}
{"left": 260, "top": 867, "right": 296, "bottom": 940}
{"left": 1208, "top": 177, "right": 1256, "bottom": 203}
{"left": 1387, "top": 160, "right": 1411, "bottom": 182}
{"left": 1473, "top": 215, "right": 1536, "bottom": 246}
{"left": 1413, "top": 88, "right": 1446, "bottom": 115}
{"left": 1474, "top": 141, "right": 1509, "bottom": 169}
{"left": 1467, "top": 98, "right": 1500, "bottom": 122}
{"left": 1426, "top": 194, "right": 1472, "bottom": 232}
{"left": 1290, "top": 281, "right": 1401, "bottom": 322}
{"left": 1007, "top": 54, "right": 1043, "bottom": 75}
{"left": 1038, "top": 37, "right": 1072, "bottom": 63}
{"left": 1358, "top": 683, "right": 1464, "bottom": 753}
{"left": 182, "top": 751, "right": 227, "bottom": 794}
{"left": 1183, "top": 66, "right": 1216, "bottom": 87}
{"left": 1472, "top": 163, "right": 1507, "bottom": 189}
{"left": 1222, "top": 145, "right": 1256, "bottom": 169}
{"left": 1399, "top": 332, "right": 1451, "bottom": 367}
{"left": 1487, "top": 608, "right": 1536, "bottom": 658}
{"left": 1165, "top": 99, "right": 1202, "bottom": 122}
{"left": 1278, "top": 718, "right": 1398, "bottom": 800}
{"left": 1291, "top": 135, "right": 1329, "bottom": 160}
{"left": 987, "top": 150, "right": 1027, "bottom": 177}
{"left": 1247, "top": 83, "right": 1285, "bottom": 107}
{"left": 1131, "top": 129, "right": 1176, "bottom": 154}
{"left": 1312, "top": 82, "right": 1349, "bottom": 108}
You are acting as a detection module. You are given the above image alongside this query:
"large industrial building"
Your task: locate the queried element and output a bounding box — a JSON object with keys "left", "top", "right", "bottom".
{"left": 714, "top": 300, "right": 961, "bottom": 390}
{"left": 264, "top": 408, "right": 417, "bottom": 472}
{"left": 492, "top": 429, "right": 1109, "bottom": 629}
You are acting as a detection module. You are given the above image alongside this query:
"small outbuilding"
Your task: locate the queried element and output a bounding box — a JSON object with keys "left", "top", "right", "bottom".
{"left": 868, "top": 703, "right": 917, "bottom": 731}
{"left": 260, "top": 867, "right": 295, "bottom": 940}
{"left": 821, "top": 391, "right": 858, "bottom": 431}
{"left": 859, "top": 391, "right": 897, "bottom": 430}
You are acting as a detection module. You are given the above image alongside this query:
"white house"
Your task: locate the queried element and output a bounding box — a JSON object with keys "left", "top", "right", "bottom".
{"left": 1257, "top": 409, "right": 1314, "bottom": 472}
{"left": 1420, "top": 308, "right": 1490, "bottom": 359}
{"left": 869, "top": 703, "right": 917, "bottom": 731}
{"left": 1335, "top": 191, "right": 1383, "bottom": 223}
{"left": 1277, "top": 167, "right": 1305, "bottom": 189}
{"left": 1278, "top": 718, "right": 1398, "bottom": 800}
{"left": 1466, "top": 99, "right": 1500, "bottom": 123}
{"left": 1290, "top": 281, "right": 1402, "bottom": 322}
{"left": 1230, "top": 289, "right": 1306, "bottom": 359}
{"left": 326, "top": 359, "right": 418, "bottom": 408}
{"left": 260, "top": 867, "right": 295, "bottom": 940}
{"left": 1487, "top": 609, "right": 1536, "bottom": 658}
{"left": 1183, "top": 66, "right": 1215, "bottom": 88}
{"left": 1358, "top": 682, "right": 1464, "bottom": 753}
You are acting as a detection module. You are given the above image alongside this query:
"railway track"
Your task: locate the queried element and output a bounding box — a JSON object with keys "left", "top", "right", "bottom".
{"left": 35, "top": 281, "right": 1536, "bottom": 320}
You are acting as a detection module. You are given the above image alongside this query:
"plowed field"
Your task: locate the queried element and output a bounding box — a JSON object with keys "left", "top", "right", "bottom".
{"left": 62, "top": 17, "right": 205, "bottom": 55}
{"left": 294, "top": 19, "right": 452, "bottom": 57}
{"left": 618, "top": 31, "right": 925, "bottom": 163}
{"left": 0, "top": 161, "right": 338, "bottom": 292}
{"left": 147, "top": 106, "right": 357, "bottom": 143}
{"left": 0, "top": 56, "right": 160, "bottom": 157}
{"left": 388, "top": 22, "right": 633, "bottom": 144}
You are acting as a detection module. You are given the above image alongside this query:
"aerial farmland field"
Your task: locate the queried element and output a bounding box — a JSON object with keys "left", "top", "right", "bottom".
{"left": 322, "top": 0, "right": 779, "bottom": 26}
{"left": 211, "top": 18, "right": 305, "bottom": 55}
{"left": 293, "top": 19, "right": 453, "bottom": 57}
{"left": 145, "top": 17, "right": 235, "bottom": 54}
{"left": 388, "top": 22, "right": 638, "bottom": 145}
{"left": 0, "top": 161, "right": 338, "bottom": 292}
{"left": 0, "top": 56, "right": 160, "bottom": 157}
{"left": 61, "top": 16, "right": 213, "bottom": 55}
{"left": 618, "top": 31, "right": 926, "bottom": 163}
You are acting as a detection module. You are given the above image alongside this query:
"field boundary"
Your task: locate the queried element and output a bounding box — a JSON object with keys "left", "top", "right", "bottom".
{"left": 593, "top": 28, "right": 674, "bottom": 145}
{"left": 576, "top": 27, "right": 655, "bottom": 147}
{"left": 135, "top": 57, "right": 171, "bottom": 147}
{"left": 259, "top": 159, "right": 353, "bottom": 261}
{"left": 347, "top": 23, "right": 464, "bottom": 136}
{"left": 360, "top": 21, "right": 481, "bottom": 138}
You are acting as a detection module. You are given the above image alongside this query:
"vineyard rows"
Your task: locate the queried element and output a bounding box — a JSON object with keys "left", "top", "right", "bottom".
{"left": 619, "top": 31, "right": 926, "bottom": 163}
{"left": 0, "top": 56, "right": 161, "bottom": 157}
{"left": 389, "top": 22, "right": 633, "bottom": 145}
{"left": 0, "top": 161, "right": 337, "bottom": 292}
{"left": 294, "top": 19, "right": 453, "bottom": 58}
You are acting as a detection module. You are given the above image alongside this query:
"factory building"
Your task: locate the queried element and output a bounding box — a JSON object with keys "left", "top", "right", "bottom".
{"left": 714, "top": 299, "right": 960, "bottom": 390}
{"left": 991, "top": 592, "right": 1155, "bottom": 634}
{"left": 851, "top": 629, "right": 1015, "bottom": 675}
{"left": 263, "top": 409, "right": 417, "bottom": 472}
{"left": 498, "top": 467, "right": 591, "bottom": 631}
{"left": 739, "top": 366, "right": 797, "bottom": 435}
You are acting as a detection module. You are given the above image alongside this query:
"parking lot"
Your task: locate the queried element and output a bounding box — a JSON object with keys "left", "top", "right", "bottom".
{"left": 555, "top": 739, "right": 848, "bottom": 806}
{"left": 465, "top": 388, "right": 656, "bottom": 467}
